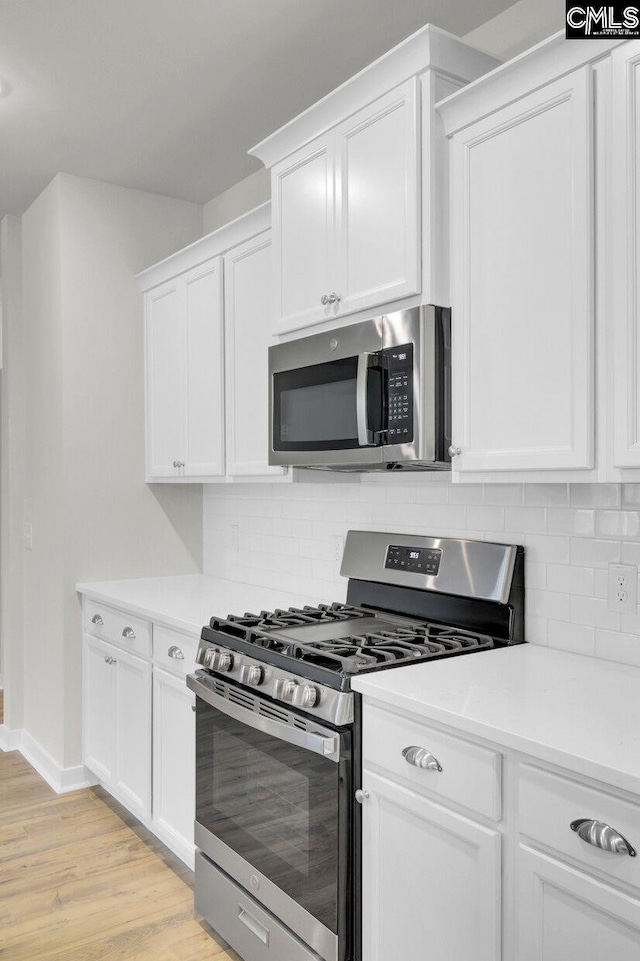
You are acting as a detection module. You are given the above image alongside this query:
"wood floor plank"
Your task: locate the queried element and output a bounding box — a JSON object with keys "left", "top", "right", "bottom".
{"left": 0, "top": 748, "right": 239, "bottom": 961}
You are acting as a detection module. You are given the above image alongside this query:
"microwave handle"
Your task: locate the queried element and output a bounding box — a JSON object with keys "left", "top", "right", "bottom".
{"left": 356, "top": 352, "right": 375, "bottom": 446}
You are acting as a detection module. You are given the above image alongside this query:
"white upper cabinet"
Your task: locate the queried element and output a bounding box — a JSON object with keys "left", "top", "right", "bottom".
{"left": 146, "top": 280, "right": 187, "bottom": 479}
{"left": 224, "top": 230, "right": 287, "bottom": 478}
{"left": 612, "top": 43, "right": 640, "bottom": 468}
{"left": 183, "top": 260, "right": 225, "bottom": 478}
{"left": 337, "top": 80, "right": 420, "bottom": 317}
{"left": 143, "top": 259, "right": 223, "bottom": 482}
{"left": 438, "top": 34, "right": 626, "bottom": 480}
{"left": 139, "top": 203, "right": 285, "bottom": 483}
{"left": 447, "top": 67, "right": 595, "bottom": 473}
{"left": 273, "top": 136, "right": 337, "bottom": 331}
{"left": 251, "top": 25, "right": 501, "bottom": 335}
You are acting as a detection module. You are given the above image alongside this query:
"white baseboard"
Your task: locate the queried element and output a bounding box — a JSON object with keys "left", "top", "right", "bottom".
{"left": 0, "top": 725, "right": 97, "bottom": 793}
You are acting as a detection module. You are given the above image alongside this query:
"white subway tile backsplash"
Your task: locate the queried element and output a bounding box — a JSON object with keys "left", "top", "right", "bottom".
{"left": 547, "top": 509, "right": 595, "bottom": 537}
{"left": 546, "top": 564, "right": 594, "bottom": 597}
{"left": 202, "top": 481, "right": 640, "bottom": 666}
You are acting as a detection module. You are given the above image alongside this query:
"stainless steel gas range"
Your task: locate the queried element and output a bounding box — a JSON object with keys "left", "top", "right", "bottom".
{"left": 187, "top": 531, "right": 525, "bottom": 961}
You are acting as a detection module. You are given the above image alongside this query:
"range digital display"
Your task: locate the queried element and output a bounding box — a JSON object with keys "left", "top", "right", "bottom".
{"left": 385, "top": 545, "right": 442, "bottom": 575}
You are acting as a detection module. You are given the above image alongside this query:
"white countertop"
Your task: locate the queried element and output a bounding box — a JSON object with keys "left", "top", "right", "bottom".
{"left": 352, "top": 644, "right": 640, "bottom": 797}
{"left": 76, "top": 574, "right": 330, "bottom": 638}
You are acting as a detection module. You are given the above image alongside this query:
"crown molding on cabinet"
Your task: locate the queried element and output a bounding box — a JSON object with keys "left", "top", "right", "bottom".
{"left": 249, "top": 24, "right": 502, "bottom": 168}
{"left": 136, "top": 202, "right": 271, "bottom": 292}
{"left": 437, "top": 30, "right": 626, "bottom": 137}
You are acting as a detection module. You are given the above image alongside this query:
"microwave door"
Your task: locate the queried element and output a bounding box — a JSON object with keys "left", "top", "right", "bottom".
{"left": 269, "top": 318, "right": 385, "bottom": 468}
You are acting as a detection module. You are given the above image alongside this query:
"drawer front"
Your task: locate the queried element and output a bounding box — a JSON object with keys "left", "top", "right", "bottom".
{"left": 153, "top": 625, "right": 198, "bottom": 676}
{"left": 83, "top": 599, "right": 152, "bottom": 658}
{"left": 195, "top": 853, "right": 325, "bottom": 961}
{"left": 363, "top": 703, "right": 501, "bottom": 820}
{"left": 518, "top": 764, "right": 640, "bottom": 891}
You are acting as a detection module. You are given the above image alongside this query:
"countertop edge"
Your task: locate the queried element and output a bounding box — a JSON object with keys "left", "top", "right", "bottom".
{"left": 76, "top": 583, "right": 204, "bottom": 638}
{"left": 353, "top": 684, "right": 640, "bottom": 799}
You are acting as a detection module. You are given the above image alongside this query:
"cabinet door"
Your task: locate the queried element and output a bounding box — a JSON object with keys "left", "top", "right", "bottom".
{"left": 152, "top": 668, "right": 195, "bottom": 864}
{"left": 612, "top": 46, "right": 640, "bottom": 467}
{"left": 272, "top": 136, "right": 337, "bottom": 333}
{"left": 516, "top": 845, "right": 640, "bottom": 961}
{"left": 450, "top": 67, "right": 594, "bottom": 472}
{"left": 83, "top": 635, "right": 117, "bottom": 784}
{"left": 114, "top": 647, "right": 152, "bottom": 821}
{"left": 224, "top": 231, "right": 286, "bottom": 478}
{"left": 337, "top": 79, "right": 420, "bottom": 316}
{"left": 362, "top": 770, "right": 501, "bottom": 961}
{"left": 145, "top": 279, "right": 187, "bottom": 478}
{"left": 183, "top": 258, "right": 225, "bottom": 477}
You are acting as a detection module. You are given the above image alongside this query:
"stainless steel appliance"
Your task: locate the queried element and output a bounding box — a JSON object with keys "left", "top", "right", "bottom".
{"left": 188, "top": 531, "right": 525, "bottom": 961}
{"left": 268, "top": 306, "right": 451, "bottom": 471}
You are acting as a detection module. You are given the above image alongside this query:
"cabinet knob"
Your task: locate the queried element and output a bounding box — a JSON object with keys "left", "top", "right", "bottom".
{"left": 570, "top": 819, "right": 636, "bottom": 857}
{"left": 168, "top": 645, "right": 184, "bottom": 660}
{"left": 104, "top": 655, "right": 115, "bottom": 665}
{"left": 321, "top": 293, "right": 341, "bottom": 306}
{"left": 122, "top": 627, "right": 136, "bottom": 639}
{"left": 173, "top": 460, "right": 185, "bottom": 469}
{"left": 91, "top": 614, "right": 104, "bottom": 626}
{"left": 448, "top": 446, "right": 461, "bottom": 458}
{"left": 355, "top": 789, "right": 370, "bottom": 804}
{"left": 402, "top": 745, "right": 443, "bottom": 772}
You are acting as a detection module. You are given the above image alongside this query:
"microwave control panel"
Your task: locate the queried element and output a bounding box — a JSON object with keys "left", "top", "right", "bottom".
{"left": 385, "top": 545, "right": 442, "bottom": 576}
{"left": 384, "top": 343, "right": 413, "bottom": 442}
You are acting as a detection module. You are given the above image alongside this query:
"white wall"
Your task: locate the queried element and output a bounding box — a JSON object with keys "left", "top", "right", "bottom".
{"left": 18, "top": 174, "right": 204, "bottom": 770}
{"left": 0, "top": 215, "right": 25, "bottom": 731}
{"left": 203, "top": 479, "right": 640, "bottom": 667}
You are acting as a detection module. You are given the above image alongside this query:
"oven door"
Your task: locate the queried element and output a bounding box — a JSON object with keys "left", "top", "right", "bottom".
{"left": 269, "top": 317, "right": 385, "bottom": 468}
{"left": 189, "top": 673, "right": 352, "bottom": 961}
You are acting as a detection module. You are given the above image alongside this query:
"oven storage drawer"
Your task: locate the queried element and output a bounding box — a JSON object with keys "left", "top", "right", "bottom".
{"left": 83, "top": 600, "right": 152, "bottom": 658}
{"left": 518, "top": 764, "right": 640, "bottom": 891}
{"left": 363, "top": 703, "right": 502, "bottom": 820}
{"left": 195, "top": 853, "right": 326, "bottom": 961}
{"left": 153, "top": 626, "right": 198, "bottom": 676}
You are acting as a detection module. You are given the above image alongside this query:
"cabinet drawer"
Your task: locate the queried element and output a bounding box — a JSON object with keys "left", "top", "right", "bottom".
{"left": 153, "top": 626, "right": 198, "bottom": 676}
{"left": 83, "top": 600, "right": 152, "bottom": 658}
{"left": 363, "top": 703, "right": 501, "bottom": 820}
{"left": 518, "top": 764, "right": 640, "bottom": 891}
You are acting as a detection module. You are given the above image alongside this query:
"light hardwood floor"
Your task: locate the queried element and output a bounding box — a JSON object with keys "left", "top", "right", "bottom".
{"left": 0, "top": 747, "right": 240, "bottom": 960}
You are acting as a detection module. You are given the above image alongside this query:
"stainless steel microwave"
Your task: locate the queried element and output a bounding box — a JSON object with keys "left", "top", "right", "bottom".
{"left": 268, "top": 305, "right": 451, "bottom": 471}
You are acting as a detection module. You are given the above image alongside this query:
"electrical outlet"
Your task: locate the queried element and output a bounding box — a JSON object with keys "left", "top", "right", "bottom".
{"left": 608, "top": 563, "right": 638, "bottom": 613}
{"left": 229, "top": 524, "right": 239, "bottom": 553}
{"left": 23, "top": 522, "right": 33, "bottom": 550}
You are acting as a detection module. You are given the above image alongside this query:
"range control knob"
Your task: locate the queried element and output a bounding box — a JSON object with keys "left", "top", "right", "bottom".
{"left": 240, "top": 664, "right": 264, "bottom": 686}
{"left": 278, "top": 679, "right": 298, "bottom": 702}
{"left": 294, "top": 684, "right": 319, "bottom": 708}
{"left": 211, "top": 650, "right": 234, "bottom": 672}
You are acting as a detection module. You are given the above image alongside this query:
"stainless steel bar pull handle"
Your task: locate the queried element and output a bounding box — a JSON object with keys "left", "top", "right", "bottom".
{"left": 570, "top": 819, "right": 637, "bottom": 856}
{"left": 238, "top": 906, "right": 269, "bottom": 945}
{"left": 402, "top": 745, "right": 443, "bottom": 772}
{"left": 356, "top": 352, "right": 374, "bottom": 447}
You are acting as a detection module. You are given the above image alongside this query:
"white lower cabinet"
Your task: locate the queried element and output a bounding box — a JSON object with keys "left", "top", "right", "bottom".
{"left": 516, "top": 845, "right": 640, "bottom": 961}
{"left": 82, "top": 601, "right": 196, "bottom": 866}
{"left": 83, "top": 633, "right": 151, "bottom": 821}
{"left": 362, "top": 770, "right": 501, "bottom": 961}
{"left": 152, "top": 667, "right": 195, "bottom": 865}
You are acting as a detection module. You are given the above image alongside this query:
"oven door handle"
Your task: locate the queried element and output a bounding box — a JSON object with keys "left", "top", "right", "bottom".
{"left": 187, "top": 674, "right": 340, "bottom": 762}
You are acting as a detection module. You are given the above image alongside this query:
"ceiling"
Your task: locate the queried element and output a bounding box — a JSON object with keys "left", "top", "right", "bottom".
{"left": 0, "top": 0, "right": 519, "bottom": 219}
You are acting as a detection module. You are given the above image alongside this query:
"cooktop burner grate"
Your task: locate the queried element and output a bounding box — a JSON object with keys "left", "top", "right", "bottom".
{"left": 209, "top": 602, "right": 493, "bottom": 677}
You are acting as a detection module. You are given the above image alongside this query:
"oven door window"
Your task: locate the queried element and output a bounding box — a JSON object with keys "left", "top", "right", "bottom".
{"left": 273, "top": 356, "right": 383, "bottom": 451}
{"left": 196, "top": 700, "right": 347, "bottom": 934}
